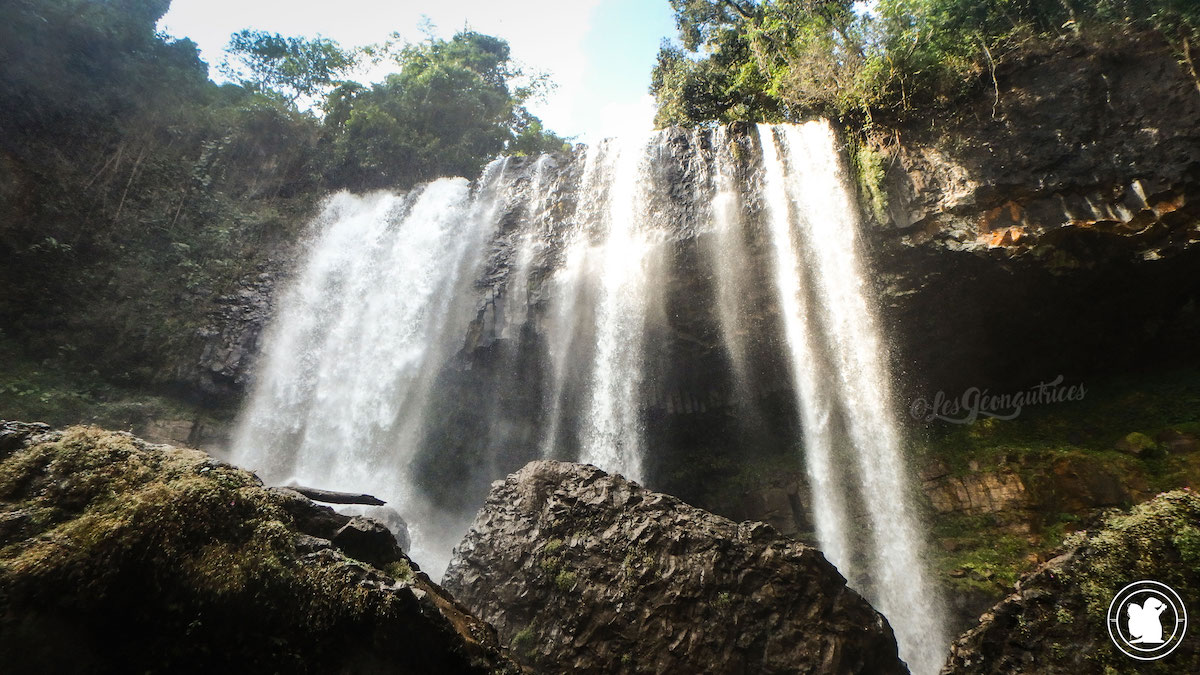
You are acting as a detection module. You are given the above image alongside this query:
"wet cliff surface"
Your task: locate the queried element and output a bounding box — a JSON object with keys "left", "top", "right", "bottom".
{"left": 870, "top": 33, "right": 1200, "bottom": 400}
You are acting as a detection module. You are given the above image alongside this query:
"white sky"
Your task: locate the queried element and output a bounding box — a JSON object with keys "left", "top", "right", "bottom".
{"left": 159, "top": 0, "right": 676, "bottom": 143}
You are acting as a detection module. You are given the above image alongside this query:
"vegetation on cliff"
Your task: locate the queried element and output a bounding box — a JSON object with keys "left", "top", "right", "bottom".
{"left": 0, "top": 422, "right": 516, "bottom": 674}
{"left": 651, "top": 0, "right": 1200, "bottom": 126}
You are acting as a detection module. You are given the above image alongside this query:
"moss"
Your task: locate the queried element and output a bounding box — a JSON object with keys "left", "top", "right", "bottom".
{"left": 853, "top": 143, "right": 890, "bottom": 223}
{"left": 383, "top": 558, "right": 415, "bottom": 582}
{"left": 1063, "top": 490, "right": 1200, "bottom": 617}
{"left": 931, "top": 513, "right": 1033, "bottom": 596}
{"left": 0, "top": 338, "right": 231, "bottom": 434}
{"left": 715, "top": 591, "right": 732, "bottom": 611}
{"left": 543, "top": 538, "right": 563, "bottom": 555}
{"left": 554, "top": 569, "right": 577, "bottom": 592}
{"left": 511, "top": 625, "right": 536, "bottom": 657}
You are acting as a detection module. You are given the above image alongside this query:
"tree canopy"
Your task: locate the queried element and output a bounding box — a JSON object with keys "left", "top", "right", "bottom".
{"left": 221, "top": 30, "right": 358, "bottom": 104}
{"left": 322, "top": 30, "right": 567, "bottom": 189}
{"left": 0, "top": 0, "right": 568, "bottom": 391}
{"left": 651, "top": 0, "right": 1200, "bottom": 127}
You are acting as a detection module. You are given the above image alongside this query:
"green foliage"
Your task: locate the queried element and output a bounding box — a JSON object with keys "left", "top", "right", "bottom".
{"left": 0, "top": 337, "right": 224, "bottom": 431}
{"left": 931, "top": 513, "right": 1031, "bottom": 596}
{"left": 222, "top": 30, "right": 358, "bottom": 103}
{"left": 323, "top": 30, "right": 565, "bottom": 189}
{"left": 511, "top": 625, "right": 536, "bottom": 657}
{"left": 652, "top": 0, "right": 1200, "bottom": 125}
{"left": 853, "top": 144, "right": 890, "bottom": 222}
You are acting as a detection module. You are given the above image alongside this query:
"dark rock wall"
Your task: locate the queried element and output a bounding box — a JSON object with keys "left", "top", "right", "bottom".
{"left": 870, "top": 33, "right": 1200, "bottom": 400}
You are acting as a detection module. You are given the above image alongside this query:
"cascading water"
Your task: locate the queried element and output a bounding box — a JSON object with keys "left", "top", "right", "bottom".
{"left": 577, "top": 133, "right": 656, "bottom": 483}
{"left": 231, "top": 161, "right": 513, "bottom": 573}
{"left": 758, "top": 122, "right": 947, "bottom": 675}
{"left": 233, "top": 121, "right": 947, "bottom": 672}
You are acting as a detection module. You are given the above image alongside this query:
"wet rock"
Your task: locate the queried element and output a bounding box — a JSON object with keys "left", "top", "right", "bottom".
{"left": 336, "top": 504, "right": 411, "bottom": 553}
{"left": 268, "top": 488, "right": 412, "bottom": 566}
{"left": 1048, "top": 457, "right": 1130, "bottom": 511}
{"left": 331, "top": 516, "right": 404, "bottom": 569}
{"left": 1115, "top": 431, "right": 1159, "bottom": 456}
{"left": 0, "top": 421, "right": 53, "bottom": 458}
{"left": 444, "top": 460, "right": 906, "bottom": 675}
{"left": 872, "top": 33, "right": 1200, "bottom": 403}
{"left": 138, "top": 418, "right": 196, "bottom": 447}
{"left": 1155, "top": 429, "right": 1198, "bottom": 454}
{"left": 923, "top": 469, "right": 1032, "bottom": 516}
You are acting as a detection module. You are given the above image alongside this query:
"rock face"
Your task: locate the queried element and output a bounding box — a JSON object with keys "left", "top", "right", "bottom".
{"left": 191, "top": 260, "right": 286, "bottom": 399}
{"left": 443, "top": 460, "right": 907, "bottom": 675}
{"left": 0, "top": 421, "right": 516, "bottom": 675}
{"left": 942, "top": 490, "right": 1200, "bottom": 674}
{"left": 870, "top": 33, "right": 1200, "bottom": 401}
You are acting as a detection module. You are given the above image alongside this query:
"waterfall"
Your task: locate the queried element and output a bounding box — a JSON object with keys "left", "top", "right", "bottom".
{"left": 233, "top": 122, "right": 946, "bottom": 672}
{"left": 758, "top": 122, "right": 946, "bottom": 675}
{"left": 577, "top": 133, "right": 656, "bottom": 483}
{"left": 231, "top": 161, "right": 513, "bottom": 573}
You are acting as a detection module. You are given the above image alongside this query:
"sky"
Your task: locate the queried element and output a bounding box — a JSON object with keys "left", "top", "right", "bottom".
{"left": 158, "top": 0, "right": 678, "bottom": 143}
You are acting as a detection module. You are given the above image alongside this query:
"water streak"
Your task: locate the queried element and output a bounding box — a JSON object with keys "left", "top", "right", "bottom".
{"left": 759, "top": 122, "right": 947, "bottom": 674}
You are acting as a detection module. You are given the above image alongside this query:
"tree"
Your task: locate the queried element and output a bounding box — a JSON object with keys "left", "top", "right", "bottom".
{"left": 651, "top": 0, "right": 873, "bottom": 124}
{"left": 324, "top": 30, "right": 566, "bottom": 189}
{"left": 221, "top": 30, "right": 357, "bottom": 104}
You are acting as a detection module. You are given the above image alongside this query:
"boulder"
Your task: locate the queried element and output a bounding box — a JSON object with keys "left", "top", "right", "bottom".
{"left": 331, "top": 516, "right": 405, "bottom": 569}
{"left": 443, "top": 460, "right": 907, "bottom": 674}
{"left": 942, "top": 490, "right": 1200, "bottom": 673}
{"left": 0, "top": 423, "right": 517, "bottom": 675}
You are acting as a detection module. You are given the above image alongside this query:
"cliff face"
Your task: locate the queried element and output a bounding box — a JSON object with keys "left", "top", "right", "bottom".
{"left": 870, "top": 33, "right": 1200, "bottom": 398}
{"left": 0, "top": 421, "right": 517, "bottom": 675}
{"left": 202, "top": 34, "right": 1200, "bottom": 407}
{"left": 443, "top": 460, "right": 906, "bottom": 675}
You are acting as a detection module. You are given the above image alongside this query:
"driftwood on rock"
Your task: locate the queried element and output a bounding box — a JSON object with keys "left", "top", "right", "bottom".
{"left": 288, "top": 484, "right": 386, "bottom": 506}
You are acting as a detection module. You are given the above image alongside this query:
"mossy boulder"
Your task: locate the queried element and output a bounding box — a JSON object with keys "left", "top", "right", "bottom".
{"left": 943, "top": 489, "right": 1200, "bottom": 673}
{"left": 0, "top": 421, "right": 517, "bottom": 674}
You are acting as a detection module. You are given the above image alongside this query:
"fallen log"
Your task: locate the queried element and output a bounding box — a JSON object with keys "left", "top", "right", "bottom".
{"left": 288, "top": 484, "right": 386, "bottom": 506}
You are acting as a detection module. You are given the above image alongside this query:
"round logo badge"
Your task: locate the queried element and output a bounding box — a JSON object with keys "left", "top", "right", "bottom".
{"left": 1107, "top": 580, "right": 1188, "bottom": 661}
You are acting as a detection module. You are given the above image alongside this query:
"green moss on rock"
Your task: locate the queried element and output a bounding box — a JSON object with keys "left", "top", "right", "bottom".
{"left": 944, "top": 490, "right": 1200, "bottom": 673}
{"left": 0, "top": 422, "right": 516, "bottom": 674}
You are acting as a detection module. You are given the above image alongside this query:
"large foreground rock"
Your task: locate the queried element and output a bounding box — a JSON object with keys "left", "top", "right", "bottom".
{"left": 0, "top": 421, "right": 517, "bottom": 674}
{"left": 943, "top": 490, "right": 1200, "bottom": 674}
{"left": 443, "top": 460, "right": 906, "bottom": 674}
